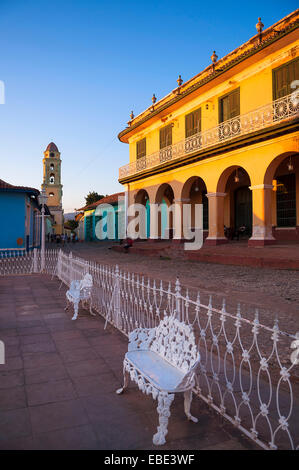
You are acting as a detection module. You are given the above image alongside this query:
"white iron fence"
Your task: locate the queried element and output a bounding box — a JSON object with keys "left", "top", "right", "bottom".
{"left": 0, "top": 248, "right": 298, "bottom": 450}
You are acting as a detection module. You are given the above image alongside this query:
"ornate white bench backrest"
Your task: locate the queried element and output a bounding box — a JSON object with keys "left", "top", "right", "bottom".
{"left": 128, "top": 315, "right": 200, "bottom": 375}
{"left": 79, "top": 273, "right": 93, "bottom": 299}
{"left": 150, "top": 316, "right": 199, "bottom": 374}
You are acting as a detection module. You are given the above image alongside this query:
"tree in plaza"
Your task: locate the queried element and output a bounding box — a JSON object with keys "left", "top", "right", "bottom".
{"left": 64, "top": 219, "right": 79, "bottom": 232}
{"left": 85, "top": 191, "right": 105, "bottom": 206}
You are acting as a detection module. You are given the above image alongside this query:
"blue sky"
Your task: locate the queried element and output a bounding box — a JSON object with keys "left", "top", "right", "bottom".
{"left": 0, "top": 0, "right": 297, "bottom": 212}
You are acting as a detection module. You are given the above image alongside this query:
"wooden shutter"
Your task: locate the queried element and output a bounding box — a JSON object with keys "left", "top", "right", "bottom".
{"left": 185, "top": 109, "right": 201, "bottom": 138}
{"left": 273, "top": 58, "right": 299, "bottom": 100}
{"left": 219, "top": 89, "right": 240, "bottom": 123}
{"left": 274, "top": 66, "right": 289, "bottom": 99}
{"left": 136, "top": 138, "right": 146, "bottom": 159}
{"left": 160, "top": 125, "right": 172, "bottom": 149}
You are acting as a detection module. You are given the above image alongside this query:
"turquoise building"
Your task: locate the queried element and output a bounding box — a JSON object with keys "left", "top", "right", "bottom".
{"left": 77, "top": 192, "right": 125, "bottom": 242}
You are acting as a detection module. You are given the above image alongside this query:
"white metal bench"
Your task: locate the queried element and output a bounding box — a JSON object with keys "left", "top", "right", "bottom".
{"left": 65, "top": 273, "right": 94, "bottom": 320}
{"left": 116, "top": 315, "right": 200, "bottom": 445}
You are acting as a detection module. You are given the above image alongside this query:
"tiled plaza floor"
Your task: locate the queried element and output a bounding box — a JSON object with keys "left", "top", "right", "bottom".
{"left": 0, "top": 274, "right": 257, "bottom": 450}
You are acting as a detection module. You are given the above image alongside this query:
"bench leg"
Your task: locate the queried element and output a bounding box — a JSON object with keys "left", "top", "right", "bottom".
{"left": 153, "top": 392, "right": 175, "bottom": 446}
{"left": 184, "top": 389, "right": 198, "bottom": 423}
{"left": 116, "top": 366, "right": 130, "bottom": 395}
{"left": 71, "top": 301, "right": 79, "bottom": 320}
{"left": 89, "top": 301, "right": 96, "bottom": 316}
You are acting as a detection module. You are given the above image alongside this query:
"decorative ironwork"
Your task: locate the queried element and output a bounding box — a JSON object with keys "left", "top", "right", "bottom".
{"left": 117, "top": 316, "right": 200, "bottom": 445}
{"left": 119, "top": 92, "right": 299, "bottom": 179}
{"left": 0, "top": 248, "right": 298, "bottom": 450}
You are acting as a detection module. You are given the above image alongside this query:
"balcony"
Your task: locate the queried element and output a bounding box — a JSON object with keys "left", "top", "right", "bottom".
{"left": 119, "top": 93, "right": 299, "bottom": 180}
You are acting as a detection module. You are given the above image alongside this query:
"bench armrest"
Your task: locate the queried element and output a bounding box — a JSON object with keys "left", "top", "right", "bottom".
{"left": 128, "top": 327, "right": 156, "bottom": 352}
{"left": 175, "top": 355, "right": 201, "bottom": 391}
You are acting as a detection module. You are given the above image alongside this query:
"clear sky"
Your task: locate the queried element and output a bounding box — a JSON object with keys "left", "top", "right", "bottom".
{"left": 0, "top": 0, "right": 297, "bottom": 213}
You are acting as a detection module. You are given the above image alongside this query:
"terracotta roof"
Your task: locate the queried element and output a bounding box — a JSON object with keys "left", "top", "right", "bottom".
{"left": 45, "top": 142, "right": 59, "bottom": 152}
{"left": 75, "top": 212, "right": 84, "bottom": 222}
{"left": 0, "top": 178, "right": 40, "bottom": 195}
{"left": 118, "top": 9, "right": 299, "bottom": 141}
{"left": 76, "top": 192, "right": 125, "bottom": 211}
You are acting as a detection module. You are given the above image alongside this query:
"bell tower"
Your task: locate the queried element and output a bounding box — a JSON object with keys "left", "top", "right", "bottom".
{"left": 42, "top": 142, "right": 64, "bottom": 234}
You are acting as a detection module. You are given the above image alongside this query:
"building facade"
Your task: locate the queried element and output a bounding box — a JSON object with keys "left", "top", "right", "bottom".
{"left": 0, "top": 179, "right": 42, "bottom": 252}
{"left": 118, "top": 10, "right": 299, "bottom": 246}
{"left": 42, "top": 142, "right": 64, "bottom": 235}
{"left": 76, "top": 192, "right": 125, "bottom": 242}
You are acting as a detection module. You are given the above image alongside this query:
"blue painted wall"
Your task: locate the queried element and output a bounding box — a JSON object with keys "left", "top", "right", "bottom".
{"left": 0, "top": 192, "right": 25, "bottom": 249}
{"left": 0, "top": 191, "right": 41, "bottom": 251}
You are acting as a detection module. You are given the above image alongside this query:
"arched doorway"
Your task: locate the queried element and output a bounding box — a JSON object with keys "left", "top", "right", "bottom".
{"left": 155, "top": 183, "right": 175, "bottom": 239}
{"left": 135, "top": 189, "right": 150, "bottom": 239}
{"left": 234, "top": 186, "right": 252, "bottom": 236}
{"left": 181, "top": 176, "right": 209, "bottom": 237}
{"left": 217, "top": 166, "right": 252, "bottom": 241}
{"left": 264, "top": 152, "right": 298, "bottom": 242}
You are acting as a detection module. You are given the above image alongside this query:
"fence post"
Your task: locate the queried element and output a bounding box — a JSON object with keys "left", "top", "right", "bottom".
{"left": 57, "top": 249, "right": 62, "bottom": 280}
{"left": 114, "top": 264, "right": 121, "bottom": 329}
{"left": 175, "top": 277, "right": 181, "bottom": 321}
{"left": 69, "top": 252, "right": 73, "bottom": 285}
{"left": 33, "top": 248, "right": 38, "bottom": 273}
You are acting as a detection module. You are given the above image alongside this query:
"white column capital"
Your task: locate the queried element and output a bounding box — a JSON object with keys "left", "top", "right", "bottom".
{"left": 249, "top": 184, "right": 274, "bottom": 190}
{"left": 206, "top": 192, "right": 227, "bottom": 198}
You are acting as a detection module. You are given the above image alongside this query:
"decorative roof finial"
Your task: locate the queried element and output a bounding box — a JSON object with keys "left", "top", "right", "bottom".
{"left": 176, "top": 75, "right": 183, "bottom": 95}
{"left": 211, "top": 51, "right": 218, "bottom": 73}
{"left": 211, "top": 51, "right": 218, "bottom": 64}
{"left": 256, "top": 17, "right": 264, "bottom": 43}
{"left": 127, "top": 110, "right": 134, "bottom": 126}
{"left": 256, "top": 17, "right": 264, "bottom": 34}
{"left": 152, "top": 93, "right": 157, "bottom": 104}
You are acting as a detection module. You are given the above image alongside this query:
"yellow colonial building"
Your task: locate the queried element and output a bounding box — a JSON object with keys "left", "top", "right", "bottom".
{"left": 118, "top": 10, "right": 299, "bottom": 246}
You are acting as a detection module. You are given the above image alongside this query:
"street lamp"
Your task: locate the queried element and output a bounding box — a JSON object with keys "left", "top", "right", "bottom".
{"left": 38, "top": 189, "right": 48, "bottom": 271}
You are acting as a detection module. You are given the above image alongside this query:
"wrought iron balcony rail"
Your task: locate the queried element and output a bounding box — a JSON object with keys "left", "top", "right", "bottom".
{"left": 119, "top": 92, "right": 299, "bottom": 179}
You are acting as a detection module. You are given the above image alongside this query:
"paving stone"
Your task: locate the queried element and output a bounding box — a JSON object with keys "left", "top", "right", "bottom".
{"left": 34, "top": 424, "right": 99, "bottom": 450}
{"left": 29, "top": 399, "right": 89, "bottom": 434}
{"left": 24, "top": 362, "right": 68, "bottom": 385}
{"left": 0, "top": 356, "right": 23, "bottom": 371}
{"left": 0, "top": 408, "right": 31, "bottom": 441}
{"left": 21, "top": 340, "right": 56, "bottom": 355}
{"left": 0, "top": 386, "right": 27, "bottom": 411}
{"left": 26, "top": 379, "right": 77, "bottom": 406}
{"left": 0, "top": 370, "right": 24, "bottom": 389}
{"left": 59, "top": 346, "right": 98, "bottom": 364}
{"left": 65, "top": 358, "right": 108, "bottom": 379}
{"left": 23, "top": 352, "right": 63, "bottom": 370}
{"left": 72, "top": 372, "right": 119, "bottom": 397}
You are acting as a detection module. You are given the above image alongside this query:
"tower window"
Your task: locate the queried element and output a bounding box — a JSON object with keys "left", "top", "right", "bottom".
{"left": 50, "top": 164, "right": 54, "bottom": 171}
{"left": 49, "top": 174, "right": 55, "bottom": 184}
{"left": 50, "top": 152, "right": 55, "bottom": 158}
{"left": 49, "top": 192, "right": 54, "bottom": 197}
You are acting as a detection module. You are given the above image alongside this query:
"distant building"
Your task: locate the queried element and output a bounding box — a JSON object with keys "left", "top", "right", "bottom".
{"left": 42, "top": 142, "right": 64, "bottom": 235}
{"left": 0, "top": 178, "right": 43, "bottom": 252}
{"left": 76, "top": 192, "right": 125, "bottom": 241}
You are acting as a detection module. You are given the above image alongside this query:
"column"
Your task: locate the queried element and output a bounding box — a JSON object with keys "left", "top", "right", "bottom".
{"left": 248, "top": 184, "right": 275, "bottom": 246}
{"left": 172, "top": 198, "right": 189, "bottom": 244}
{"left": 205, "top": 192, "right": 228, "bottom": 245}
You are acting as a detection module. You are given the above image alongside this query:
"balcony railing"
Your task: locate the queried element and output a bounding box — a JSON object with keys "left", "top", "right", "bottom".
{"left": 119, "top": 92, "right": 299, "bottom": 179}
